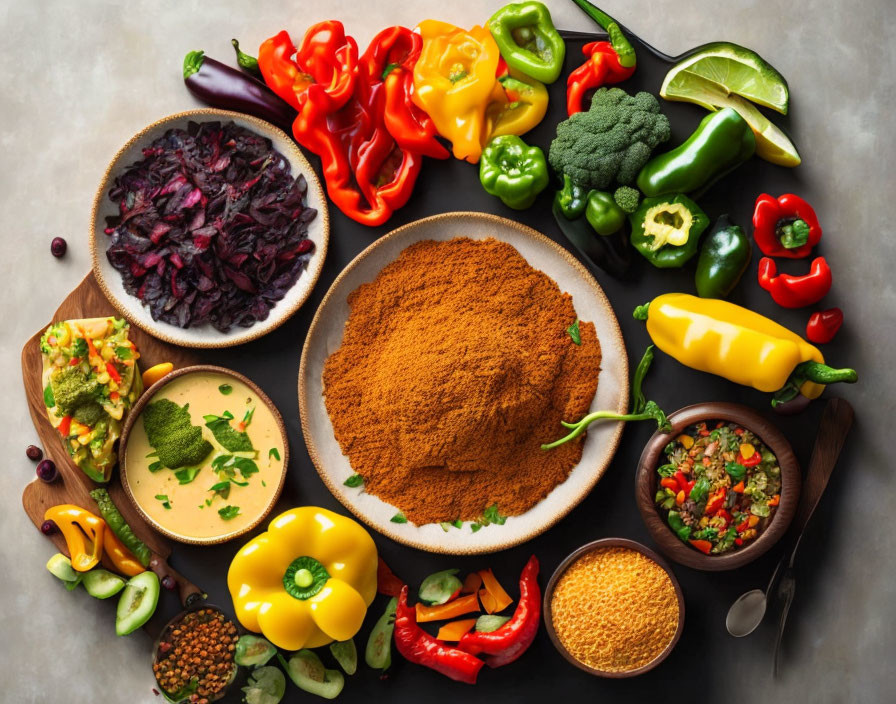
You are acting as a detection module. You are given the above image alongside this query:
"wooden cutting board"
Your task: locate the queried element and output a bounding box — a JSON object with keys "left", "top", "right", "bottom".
{"left": 22, "top": 273, "right": 202, "bottom": 603}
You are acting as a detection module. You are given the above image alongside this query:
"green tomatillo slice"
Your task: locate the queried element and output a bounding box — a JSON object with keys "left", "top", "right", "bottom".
{"left": 283, "top": 556, "right": 330, "bottom": 600}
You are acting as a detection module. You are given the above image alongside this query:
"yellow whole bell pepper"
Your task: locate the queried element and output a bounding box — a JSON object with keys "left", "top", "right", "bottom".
{"left": 44, "top": 505, "right": 105, "bottom": 572}
{"left": 634, "top": 294, "right": 857, "bottom": 406}
{"left": 486, "top": 66, "right": 548, "bottom": 141}
{"left": 412, "top": 20, "right": 502, "bottom": 163}
{"left": 227, "top": 507, "right": 378, "bottom": 651}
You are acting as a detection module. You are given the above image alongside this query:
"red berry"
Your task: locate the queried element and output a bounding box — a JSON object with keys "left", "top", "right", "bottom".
{"left": 26, "top": 445, "right": 43, "bottom": 461}
{"left": 36, "top": 459, "right": 58, "bottom": 482}
{"left": 51, "top": 237, "right": 67, "bottom": 257}
{"left": 41, "top": 520, "right": 57, "bottom": 535}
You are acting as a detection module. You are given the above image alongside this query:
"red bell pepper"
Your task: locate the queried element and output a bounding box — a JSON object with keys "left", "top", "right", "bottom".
{"left": 806, "top": 307, "right": 843, "bottom": 344}
{"left": 458, "top": 556, "right": 540, "bottom": 668}
{"left": 105, "top": 361, "right": 121, "bottom": 384}
{"left": 752, "top": 193, "right": 822, "bottom": 258}
{"left": 689, "top": 539, "right": 712, "bottom": 554}
{"left": 566, "top": 41, "right": 635, "bottom": 115}
{"left": 377, "top": 557, "right": 404, "bottom": 598}
{"left": 673, "top": 470, "right": 693, "bottom": 497}
{"left": 360, "top": 27, "right": 449, "bottom": 160}
{"left": 393, "top": 586, "right": 485, "bottom": 684}
{"left": 58, "top": 415, "right": 72, "bottom": 437}
{"left": 758, "top": 256, "right": 832, "bottom": 308}
{"left": 704, "top": 488, "right": 727, "bottom": 516}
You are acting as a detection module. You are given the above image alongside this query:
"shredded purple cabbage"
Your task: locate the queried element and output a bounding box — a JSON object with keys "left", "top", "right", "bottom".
{"left": 104, "top": 120, "right": 316, "bottom": 332}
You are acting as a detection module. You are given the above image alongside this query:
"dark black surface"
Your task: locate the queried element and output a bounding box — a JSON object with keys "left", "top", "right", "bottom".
{"left": 145, "top": 28, "right": 855, "bottom": 703}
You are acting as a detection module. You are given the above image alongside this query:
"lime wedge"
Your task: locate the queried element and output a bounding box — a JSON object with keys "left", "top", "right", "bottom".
{"left": 661, "top": 42, "right": 789, "bottom": 114}
{"left": 661, "top": 71, "right": 800, "bottom": 167}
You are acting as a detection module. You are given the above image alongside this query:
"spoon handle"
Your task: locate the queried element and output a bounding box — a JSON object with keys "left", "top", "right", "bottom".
{"left": 788, "top": 398, "right": 854, "bottom": 565}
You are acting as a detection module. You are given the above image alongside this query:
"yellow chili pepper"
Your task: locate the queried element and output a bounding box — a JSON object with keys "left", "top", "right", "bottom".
{"left": 412, "top": 20, "right": 501, "bottom": 163}
{"left": 44, "top": 505, "right": 105, "bottom": 572}
{"left": 227, "top": 507, "right": 378, "bottom": 651}
{"left": 485, "top": 67, "right": 548, "bottom": 141}
{"left": 635, "top": 293, "right": 841, "bottom": 399}
{"left": 101, "top": 526, "right": 146, "bottom": 577}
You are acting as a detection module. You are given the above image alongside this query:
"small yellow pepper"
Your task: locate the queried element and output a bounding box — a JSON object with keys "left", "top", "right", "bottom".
{"left": 635, "top": 293, "right": 829, "bottom": 398}
{"left": 101, "top": 527, "right": 146, "bottom": 577}
{"left": 227, "top": 507, "right": 377, "bottom": 651}
{"left": 44, "top": 505, "right": 105, "bottom": 572}
{"left": 485, "top": 67, "right": 548, "bottom": 142}
{"left": 412, "top": 20, "right": 501, "bottom": 163}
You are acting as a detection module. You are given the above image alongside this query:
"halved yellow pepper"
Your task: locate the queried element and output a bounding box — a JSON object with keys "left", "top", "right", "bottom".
{"left": 485, "top": 67, "right": 548, "bottom": 142}
{"left": 412, "top": 20, "right": 501, "bottom": 163}
{"left": 227, "top": 507, "right": 378, "bottom": 651}
{"left": 44, "top": 505, "right": 105, "bottom": 572}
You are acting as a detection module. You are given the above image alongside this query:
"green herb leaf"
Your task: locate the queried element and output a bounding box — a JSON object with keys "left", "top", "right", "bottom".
{"left": 390, "top": 512, "right": 408, "bottom": 524}
{"left": 470, "top": 523, "right": 482, "bottom": 533}
{"left": 115, "top": 346, "right": 132, "bottom": 360}
{"left": 205, "top": 411, "right": 254, "bottom": 452}
{"left": 212, "top": 454, "right": 232, "bottom": 470}
{"left": 145, "top": 451, "right": 159, "bottom": 458}
{"left": 218, "top": 505, "right": 241, "bottom": 521}
{"left": 174, "top": 467, "right": 201, "bottom": 485}
{"left": 218, "top": 384, "right": 233, "bottom": 395}
{"left": 269, "top": 447, "right": 281, "bottom": 461}
{"left": 232, "top": 456, "right": 258, "bottom": 479}
{"left": 71, "top": 337, "right": 88, "bottom": 358}
{"left": 43, "top": 384, "right": 55, "bottom": 408}
{"left": 567, "top": 319, "right": 581, "bottom": 345}
{"left": 343, "top": 474, "right": 364, "bottom": 488}
{"left": 242, "top": 407, "right": 255, "bottom": 427}
{"left": 481, "top": 503, "right": 507, "bottom": 526}
{"left": 148, "top": 461, "right": 163, "bottom": 473}
{"left": 209, "top": 481, "right": 231, "bottom": 500}
{"left": 155, "top": 494, "right": 171, "bottom": 510}
{"left": 452, "top": 519, "right": 463, "bottom": 528}
{"left": 440, "top": 522, "right": 452, "bottom": 532}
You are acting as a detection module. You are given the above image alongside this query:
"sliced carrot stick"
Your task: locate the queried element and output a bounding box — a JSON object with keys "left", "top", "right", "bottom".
{"left": 415, "top": 593, "right": 480, "bottom": 622}
{"left": 436, "top": 618, "right": 478, "bottom": 642}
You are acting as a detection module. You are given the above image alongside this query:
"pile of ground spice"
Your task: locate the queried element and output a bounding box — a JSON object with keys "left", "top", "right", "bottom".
{"left": 550, "top": 547, "right": 679, "bottom": 672}
{"left": 322, "top": 237, "right": 601, "bottom": 525}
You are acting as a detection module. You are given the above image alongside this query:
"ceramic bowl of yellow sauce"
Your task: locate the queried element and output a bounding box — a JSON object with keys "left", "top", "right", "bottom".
{"left": 120, "top": 365, "right": 288, "bottom": 544}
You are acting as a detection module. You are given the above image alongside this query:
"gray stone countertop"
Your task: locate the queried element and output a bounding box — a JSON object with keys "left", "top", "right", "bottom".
{"left": 1, "top": 1, "right": 892, "bottom": 702}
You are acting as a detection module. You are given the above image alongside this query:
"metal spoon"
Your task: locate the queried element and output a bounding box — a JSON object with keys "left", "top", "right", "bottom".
{"left": 725, "top": 398, "right": 854, "bottom": 638}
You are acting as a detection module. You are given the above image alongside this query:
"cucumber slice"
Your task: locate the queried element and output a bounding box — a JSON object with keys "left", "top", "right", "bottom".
{"left": 329, "top": 639, "right": 357, "bottom": 675}
{"left": 418, "top": 569, "right": 462, "bottom": 605}
{"left": 46, "top": 553, "right": 81, "bottom": 590}
{"left": 242, "top": 666, "right": 286, "bottom": 704}
{"left": 235, "top": 635, "right": 277, "bottom": 667}
{"left": 475, "top": 614, "right": 510, "bottom": 632}
{"left": 364, "top": 597, "right": 397, "bottom": 671}
{"left": 82, "top": 569, "right": 126, "bottom": 599}
{"left": 279, "top": 651, "right": 344, "bottom": 699}
{"left": 115, "top": 571, "right": 160, "bottom": 636}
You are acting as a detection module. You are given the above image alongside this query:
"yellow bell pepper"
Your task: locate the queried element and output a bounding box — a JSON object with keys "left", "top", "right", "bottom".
{"left": 44, "top": 505, "right": 105, "bottom": 572}
{"left": 227, "top": 507, "right": 378, "bottom": 651}
{"left": 634, "top": 293, "right": 857, "bottom": 401}
{"left": 412, "top": 20, "right": 501, "bottom": 163}
{"left": 485, "top": 67, "right": 548, "bottom": 141}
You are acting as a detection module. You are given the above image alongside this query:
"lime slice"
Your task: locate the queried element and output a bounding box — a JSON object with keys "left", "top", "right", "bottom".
{"left": 661, "top": 71, "right": 800, "bottom": 167}
{"left": 661, "top": 42, "right": 789, "bottom": 114}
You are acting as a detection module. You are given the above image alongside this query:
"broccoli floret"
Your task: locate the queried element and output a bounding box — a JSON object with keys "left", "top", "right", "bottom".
{"left": 549, "top": 87, "right": 670, "bottom": 190}
{"left": 613, "top": 186, "right": 641, "bottom": 213}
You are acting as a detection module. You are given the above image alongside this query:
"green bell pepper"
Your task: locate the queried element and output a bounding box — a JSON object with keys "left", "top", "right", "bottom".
{"left": 552, "top": 196, "right": 631, "bottom": 279}
{"left": 585, "top": 190, "right": 625, "bottom": 235}
{"left": 488, "top": 1, "right": 566, "bottom": 84}
{"left": 479, "top": 135, "right": 549, "bottom": 210}
{"left": 636, "top": 108, "right": 756, "bottom": 198}
{"left": 630, "top": 193, "right": 709, "bottom": 268}
{"left": 556, "top": 174, "right": 589, "bottom": 220}
{"left": 667, "top": 511, "right": 692, "bottom": 542}
{"left": 695, "top": 214, "right": 751, "bottom": 298}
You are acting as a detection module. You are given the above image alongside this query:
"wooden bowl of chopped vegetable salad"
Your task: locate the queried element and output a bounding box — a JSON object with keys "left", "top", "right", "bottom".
{"left": 635, "top": 402, "right": 801, "bottom": 571}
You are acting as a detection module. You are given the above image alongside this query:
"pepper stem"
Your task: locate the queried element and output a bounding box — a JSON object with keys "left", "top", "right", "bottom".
{"left": 183, "top": 50, "right": 205, "bottom": 79}
{"left": 569, "top": 0, "right": 637, "bottom": 68}
{"left": 542, "top": 400, "right": 670, "bottom": 450}
{"left": 771, "top": 361, "right": 857, "bottom": 407}
{"left": 632, "top": 302, "right": 650, "bottom": 320}
{"left": 231, "top": 38, "right": 261, "bottom": 76}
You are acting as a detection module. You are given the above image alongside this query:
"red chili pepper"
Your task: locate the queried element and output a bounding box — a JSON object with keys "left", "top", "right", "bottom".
{"left": 660, "top": 477, "right": 679, "bottom": 492}
{"left": 377, "top": 557, "right": 404, "bottom": 598}
{"left": 704, "top": 488, "right": 727, "bottom": 516}
{"left": 758, "top": 257, "right": 832, "bottom": 308}
{"left": 58, "top": 415, "right": 72, "bottom": 436}
{"left": 105, "top": 361, "right": 121, "bottom": 384}
{"left": 674, "top": 471, "right": 691, "bottom": 497}
{"left": 360, "top": 27, "right": 449, "bottom": 160}
{"left": 689, "top": 539, "right": 712, "bottom": 554}
{"left": 393, "top": 585, "right": 485, "bottom": 684}
{"left": 752, "top": 193, "right": 822, "bottom": 258}
{"left": 566, "top": 41, "right": 635, "bottom": 115}
{"left": 458, "top": 556, "right": 540, "bottom": 668}
{"left": 806, "top": 307, "right": 843, "bottom": 344}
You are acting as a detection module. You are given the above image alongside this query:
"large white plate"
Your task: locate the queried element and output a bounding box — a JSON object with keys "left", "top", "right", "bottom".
{"left": 299, "top": 212, "right": 629, "bottom": 554}
{"left": 91, "top": 109, "right": 328, "bottom": 348}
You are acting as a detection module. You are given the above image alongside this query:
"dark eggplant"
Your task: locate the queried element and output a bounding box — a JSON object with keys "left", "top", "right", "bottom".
{"left": 552, "top": 195, "right": 631, "bottom": 279}
{"left": 183, "top": 50, "right": 294, "bottom": 132}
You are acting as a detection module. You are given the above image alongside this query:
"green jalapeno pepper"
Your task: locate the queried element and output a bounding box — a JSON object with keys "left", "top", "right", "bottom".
{"left": 636, "top": 108, "right": 756, "bottom": 198}
{"left": 585, "top": 190, "right": 626, "bottom": 235}
{"left": 479, "top": 135, "right": 549, "bottom": 210}
{"left": 630, "top": 193, "right": 709, "bottom": 268}
{"left": 488, "top": 2, "right": 566, "bottom": 84}
{"left": 695, "top": 214, "right": 752, "bottom": 298}
{"left": 556, "top": 174, "right": 589, "bottom": 220}
{"left": 552, "top": 196, "right": 631, "bottom": 279}
{"left": 667, "top": 511, "right": 692, "bottom": 542}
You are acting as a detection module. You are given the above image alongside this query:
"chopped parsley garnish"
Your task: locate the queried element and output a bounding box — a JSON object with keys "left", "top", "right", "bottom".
{"left": 155, "top": 494, "right": 172, "bottom": 509}
{"left": 269, "top": 447, "right": 281, "bottom": 461}
{"left": 218, "top": 383, "right": 233, "bottom": 395}
{"left": 174, "top": 467, "right": 201, "bottom": 484}
{"left": 218, "top": 505, "right": 241, "bottom": 521}
{"left": 343, "top": 474, "right": 364, "bottom": 488}
{"left": 567, "top": 319, "right": 581, "bottom": 345}
{"left": 390, "top": 512, "right": 408, "bottom": 524}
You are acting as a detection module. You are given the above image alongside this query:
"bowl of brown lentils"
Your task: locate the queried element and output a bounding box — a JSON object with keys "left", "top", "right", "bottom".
{"left": 152, "top": 605, "right": 239, "bottom": 703}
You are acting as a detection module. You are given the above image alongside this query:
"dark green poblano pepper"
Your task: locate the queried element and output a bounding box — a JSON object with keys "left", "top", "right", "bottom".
{"left": 636, "top": 108, "right": 756, "bottom": 197}
{"left": 552, "top": 196, "right": 631, "bottom": 278}
{"left": 630, "top": 193, "right": 709, "bottom": 268}
{"left": 695, "top": 214, "right": 752, "bottom": 298}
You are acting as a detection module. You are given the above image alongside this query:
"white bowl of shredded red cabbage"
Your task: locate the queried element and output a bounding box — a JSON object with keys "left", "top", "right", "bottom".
{"left": 91, "top": 109, "right": 328, "bottom": 348}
